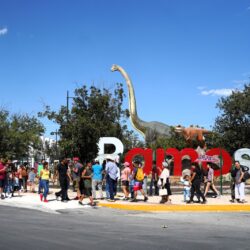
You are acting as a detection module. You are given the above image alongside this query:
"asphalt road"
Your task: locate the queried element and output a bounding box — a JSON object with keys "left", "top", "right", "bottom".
{"left": 0, "top": 206, "right": 249, "bottom": 250}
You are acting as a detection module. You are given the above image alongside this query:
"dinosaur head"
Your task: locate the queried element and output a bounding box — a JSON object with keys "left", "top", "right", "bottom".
{"left": 175, "top": 125, "right": 184, "bottom": 133}
{"left": 111, "top": 64, "right": 119, "bottom": 72}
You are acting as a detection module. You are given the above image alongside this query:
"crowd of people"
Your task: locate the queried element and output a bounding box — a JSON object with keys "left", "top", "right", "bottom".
{"left": 0, "top": 157, "right": 248, "bottom": 205}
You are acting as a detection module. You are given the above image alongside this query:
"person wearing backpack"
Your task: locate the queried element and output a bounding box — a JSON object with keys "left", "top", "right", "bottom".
{"left": 187, "top": 162, "right": 207, "bottom": 204}
{"left": 131, "top": 160, "right": 148, "bottom": 202}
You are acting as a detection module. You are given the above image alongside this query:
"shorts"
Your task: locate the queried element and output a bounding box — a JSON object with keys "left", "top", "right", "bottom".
{"left": 133, "top": 181, "right": 143, "bottom": 191}
{"left": 122, "top": 180, "right": 129, "bottom": 187}
{"left": 81, "top": 187, "right": 92, "bottom": 197}
{"left": 0, "top": 179, "right": 5, "bottom": 188}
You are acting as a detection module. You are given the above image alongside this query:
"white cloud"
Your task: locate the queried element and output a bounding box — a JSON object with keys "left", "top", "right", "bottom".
{"left": 0, "top": 27, "right": 8, "bottom": 36}
{"left": 232, "top": 79, "right": 249, "bottom": 85}
{"left": 197, "top": 86, "right": 206, "bottom": 90}
{"left": 201, "top": 88, "right": 234, "bottom": 96}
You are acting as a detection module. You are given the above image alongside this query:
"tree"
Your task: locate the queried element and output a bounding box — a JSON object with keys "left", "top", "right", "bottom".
{"left": 0, "top": 109, "right": 45, "bottom": 159}
{"left": 214, "top": 84, "right": 250, "bottom": 154}
{"left": 39, "top": 83, "right": 136, "bottom": 162}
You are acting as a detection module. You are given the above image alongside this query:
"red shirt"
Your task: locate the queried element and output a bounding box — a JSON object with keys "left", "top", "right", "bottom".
{"left": 0, "top": 163, "right": 6, "bottom": 180}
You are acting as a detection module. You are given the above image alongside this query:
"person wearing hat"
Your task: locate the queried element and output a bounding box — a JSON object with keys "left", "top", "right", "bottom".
{"left": 105, "top": 155, "right": 118, "bottom": 202}
{"left": 131, "top": 161, "right": 148, "bottom": 202}
{"left": 121, "top": 162, "right": 131, "bottom": 200}
{"left": 187, "top": 162, "right": 207, "bottom": 204}
{"left": 158, "top": 161, "right": 172, "bottom": 204}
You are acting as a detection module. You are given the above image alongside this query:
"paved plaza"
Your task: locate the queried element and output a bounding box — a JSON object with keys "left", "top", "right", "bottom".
{"left": 0, "top": 187, "right": 250, "bottom": 213}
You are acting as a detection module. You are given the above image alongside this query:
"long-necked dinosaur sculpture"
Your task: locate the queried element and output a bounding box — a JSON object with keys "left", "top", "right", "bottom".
{"left": 111, "top": 64, "right": 212, "bottom": 145}
{"left": 111, "top": 64, "right": 171, "bottom": 144}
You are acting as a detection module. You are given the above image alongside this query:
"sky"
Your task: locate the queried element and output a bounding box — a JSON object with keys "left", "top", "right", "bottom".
{"left": 0, "top": 0, "right": 250, "bottom": 140}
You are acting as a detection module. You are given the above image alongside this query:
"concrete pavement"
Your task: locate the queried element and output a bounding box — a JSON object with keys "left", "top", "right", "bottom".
{"left": 1, "top": 187, "right": 250, "bottom": 213}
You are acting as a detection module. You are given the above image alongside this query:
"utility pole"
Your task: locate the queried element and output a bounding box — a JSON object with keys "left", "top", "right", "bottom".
{"left": 66, "top": 91, "right": 74, "bottom": 122}
{"left": 51, "top": 129, "right": 59, "bottom": 160}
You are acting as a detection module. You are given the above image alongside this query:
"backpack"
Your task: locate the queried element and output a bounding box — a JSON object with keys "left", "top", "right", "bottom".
{"left": 135, "top": 167, "right": 144, "bottom": 182}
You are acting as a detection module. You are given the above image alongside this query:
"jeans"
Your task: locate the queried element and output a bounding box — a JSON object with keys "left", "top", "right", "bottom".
{"left": 105, "top": 180, "right": 110, "bottom": 199}
{"left": 143, "top": 177, "right": 148, "bottom": 195}
{"left": 92, "top": 179, "right": 103, "bottom": 199}
{"left": 129, "top": 180, "right": 135, "bottom": 199}
{"left": 107, "top": 175, "right": 116, "bottom": 200}
{"left": 230, "top": 180, "right": 235, "bottom": 200}
{"left": 183, "top": 189, "right": 190, "bottom": 201}
{"left": 41, "top": 180, "right": 49, "bottom": 199}
{"left": 5, "top": 179, "right": 13, "bottom": 195}
{"left": 38, "top": 179, "right": 43, "bottom": 194}
{"left": 22, "top": 177, "right": 27, "bottom": 191}
{"left": 19, "top": 179, "right": 23, "bottom": 190}
{"left": 149, "top": 178, "right": 159, "bottom": 196}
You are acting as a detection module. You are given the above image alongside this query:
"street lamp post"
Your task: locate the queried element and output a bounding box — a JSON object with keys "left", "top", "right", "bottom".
{"left": 51, "top": 129, "right": 60, "bottom": 159}
{"left": 66, "top": 91, "right": 74, "bottom": 121}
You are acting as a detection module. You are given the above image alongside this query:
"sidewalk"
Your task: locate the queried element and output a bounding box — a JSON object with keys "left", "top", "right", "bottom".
{"left": 1, "top": 188, "right": 250, "bottom": 213}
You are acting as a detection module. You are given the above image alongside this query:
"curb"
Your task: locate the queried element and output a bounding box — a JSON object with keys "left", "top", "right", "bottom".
{"left": 99, "top": 203, "right": 250, "bottom": 212}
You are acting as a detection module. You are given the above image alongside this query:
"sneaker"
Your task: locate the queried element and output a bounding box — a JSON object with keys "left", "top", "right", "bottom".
{"left": 107, "top": 199, "right": 115, "bottom": 202}
{"left": 78, "top": 201, "right": 83, "bottom": 205}
{"left": 61, "top": 200, "right": 68, "bottom": 203}
{"left": 44, "top": 199, "right": 48, "bottom": 203}
{"left": 130, "top": 199, "right": 137, "bottom": 202}
{"left": 56, "top": 195, "right": 60, "bottom": 201}
{"left": 186, "top": 200, "right": 194, "bottom": 204}
{"left": 40, "top": 194, "right": 43, "bottom": 201}
{"left": 238, "top": 200, "right": 244, "bottom": 204}
{"left": 144, "top": 196, "right": 148, "bottom": 202}
{"left": 229, "top": 199, "right": 235, "bottom": 203}
{"left": 1, "top": 194, "right": 5, "bottom": 200}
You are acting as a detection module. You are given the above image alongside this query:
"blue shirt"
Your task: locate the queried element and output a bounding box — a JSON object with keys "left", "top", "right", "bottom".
{"left": 92, "top": 164, "right": 103, "bottom": 181}
{"left": 106, "top": 161, "right": 118, "bottom": 180}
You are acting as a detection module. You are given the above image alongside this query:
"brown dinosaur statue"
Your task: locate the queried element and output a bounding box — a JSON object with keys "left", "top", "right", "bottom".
{"left": 175, "top": 125, "right": 212, "bottom": 143}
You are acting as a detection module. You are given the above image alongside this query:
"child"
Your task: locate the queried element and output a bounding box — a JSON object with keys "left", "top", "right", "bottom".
{"left": 128, "top": 172, "right": 135, "bottom": 200}
{"left": 28, "top": 168, "right": 36, "bottom": 193}
{"left": 12, "top": 169, "right": 21, "bottom": 197}
{"left": 180, "top": 175, "right": 191, "bottom": 202}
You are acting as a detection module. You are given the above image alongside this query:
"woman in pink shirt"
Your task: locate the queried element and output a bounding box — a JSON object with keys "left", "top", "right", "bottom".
{"left": 121, "top": 162, "right": 131, "bottom": 200}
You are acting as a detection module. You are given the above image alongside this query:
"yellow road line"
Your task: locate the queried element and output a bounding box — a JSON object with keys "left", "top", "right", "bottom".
{"left": 99, "top": 203, "right": 250, "bottom": 212}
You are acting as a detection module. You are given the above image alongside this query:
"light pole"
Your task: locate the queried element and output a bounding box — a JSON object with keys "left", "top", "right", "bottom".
{"left": 51, "top": 129, "right": 60, "bottom": 159}
{"left": 66, "top": 91, "right": 74, "bottom": 121}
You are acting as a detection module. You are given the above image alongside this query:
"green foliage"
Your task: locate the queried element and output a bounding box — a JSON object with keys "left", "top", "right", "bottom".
{"left": 0, "top": 109, "right": 44, "bottom": 159}
{"left": 39, "top": 83, "right": 139, "bottom": 162}
{"left": 214, "top": 84, "right": 250, "bottom": 154}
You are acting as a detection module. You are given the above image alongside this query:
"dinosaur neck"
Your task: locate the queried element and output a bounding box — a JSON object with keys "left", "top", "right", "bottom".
{"left": 115, "top": 65, "right": 146, "bottom": 137}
